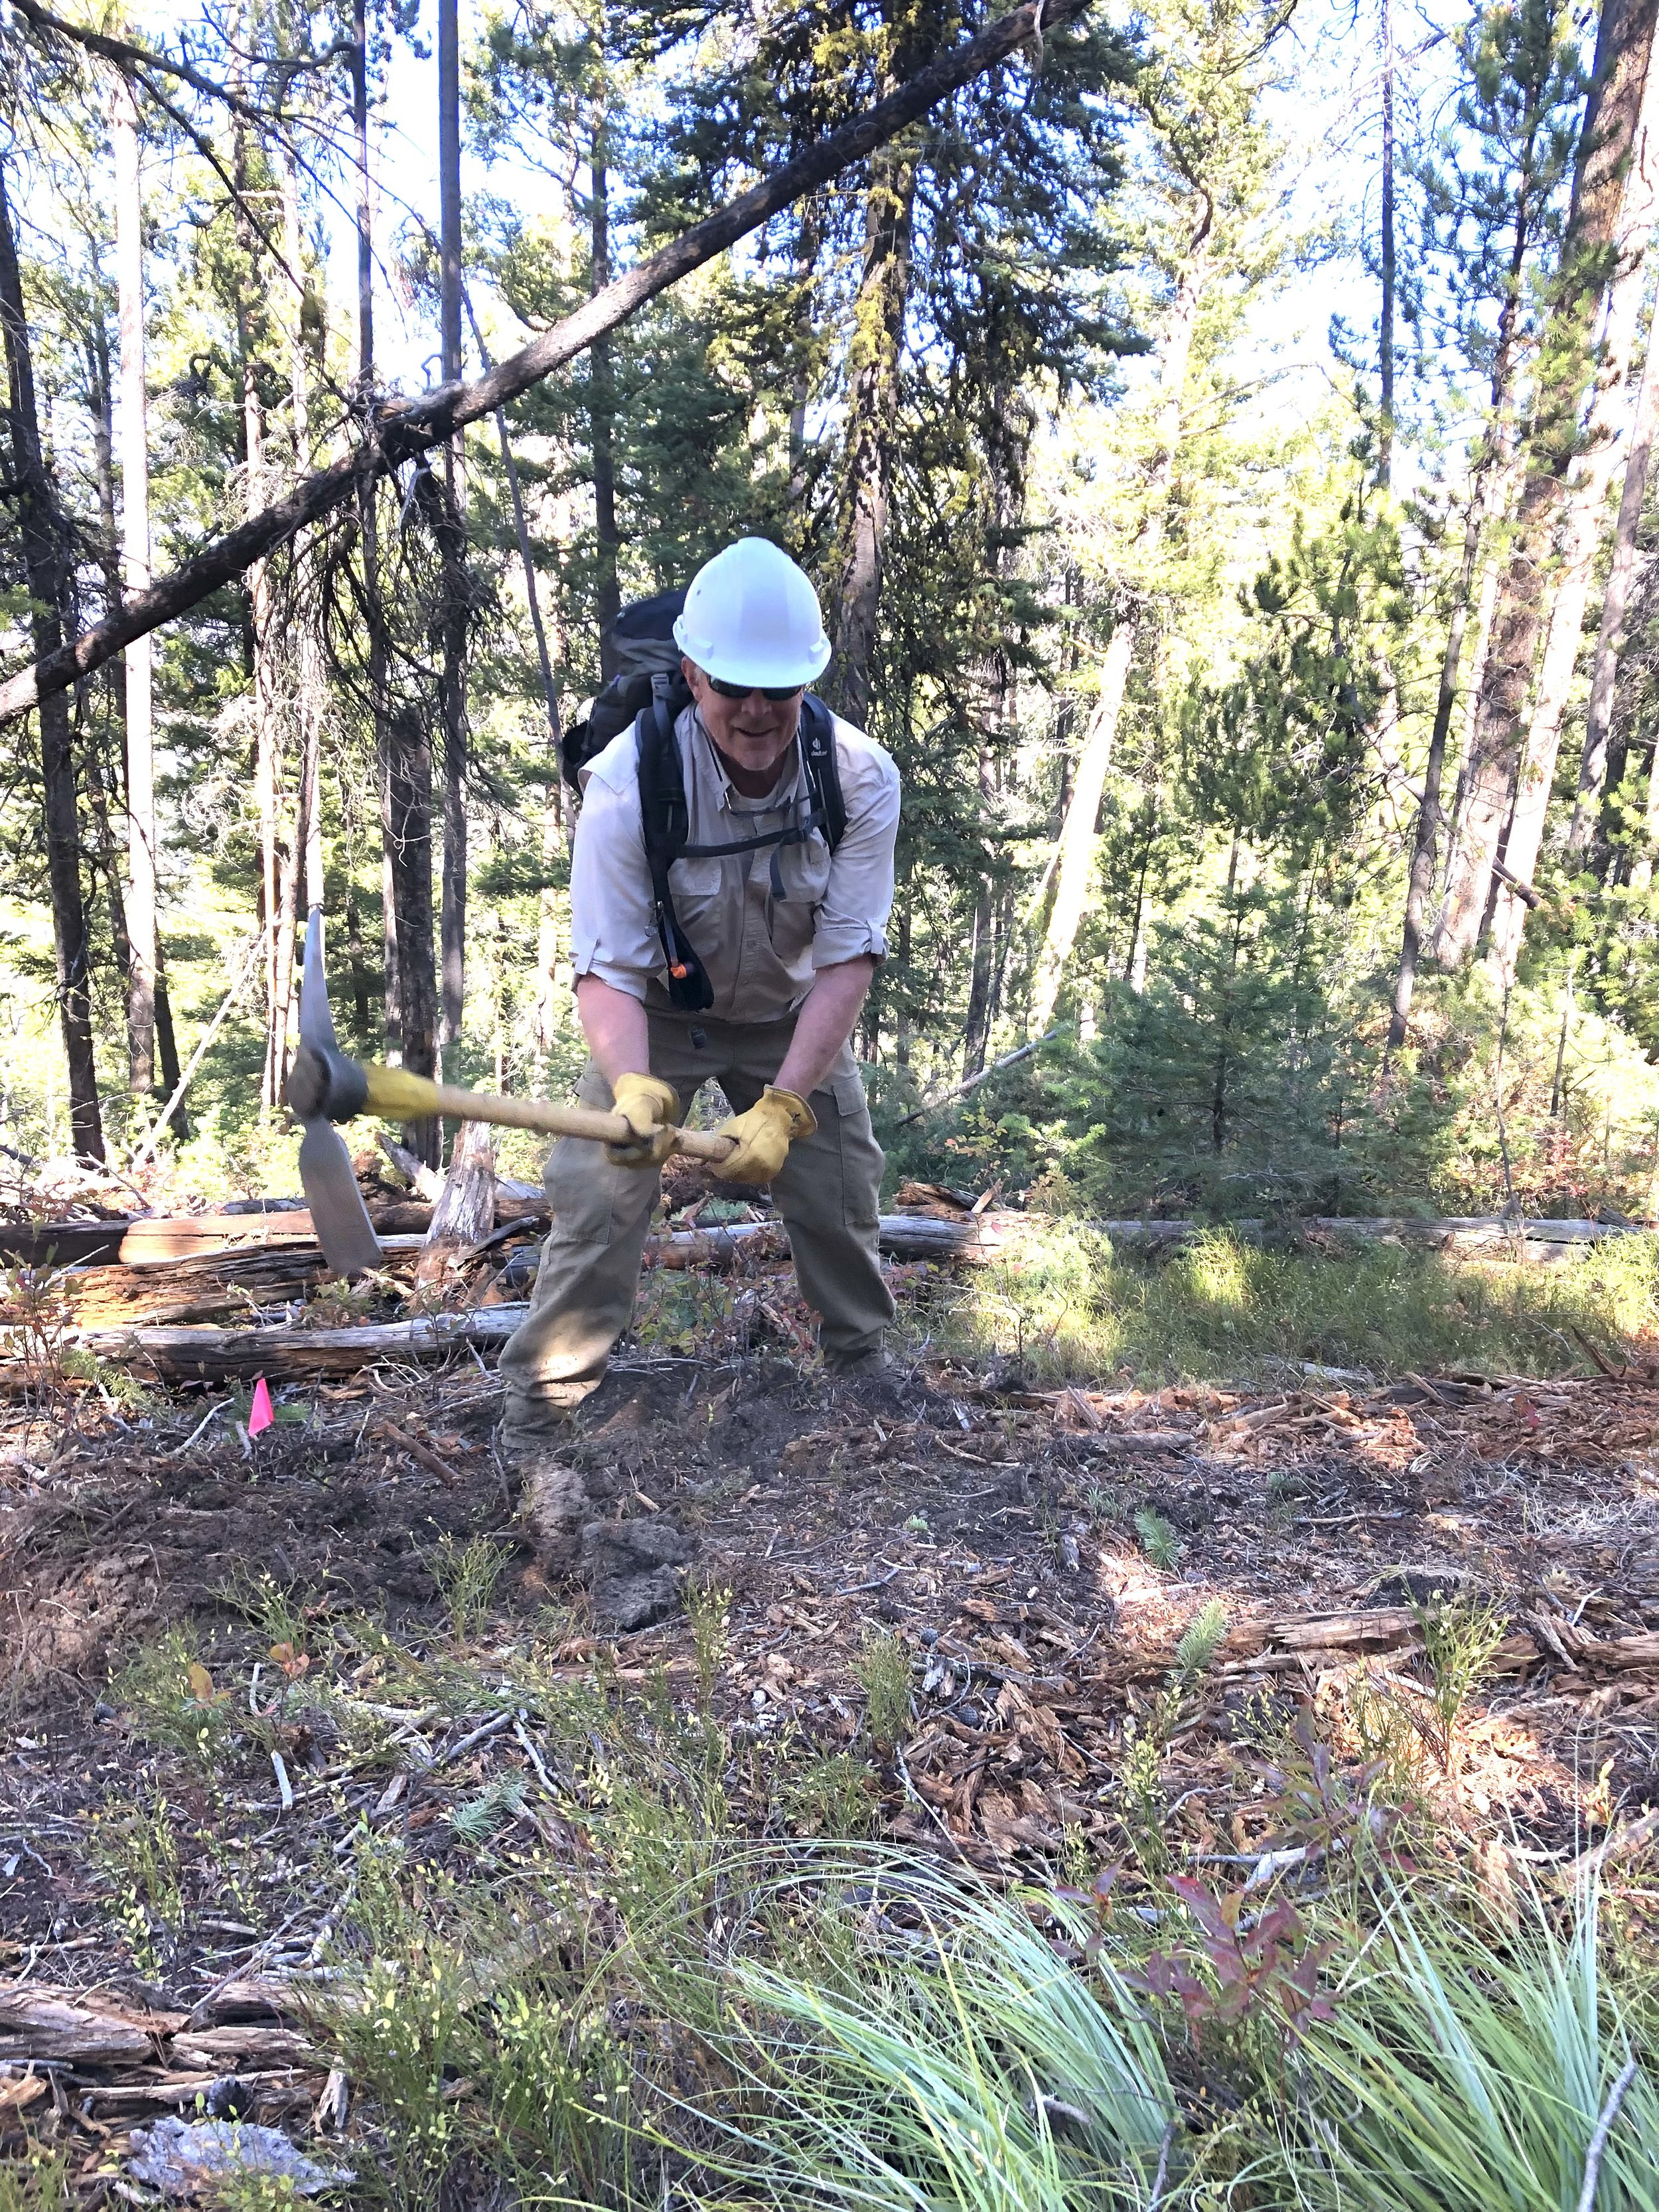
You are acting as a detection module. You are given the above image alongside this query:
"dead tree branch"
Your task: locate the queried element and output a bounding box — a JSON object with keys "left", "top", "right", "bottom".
{"left": 0, "top": 0, "right": 1083, "bottom": 728}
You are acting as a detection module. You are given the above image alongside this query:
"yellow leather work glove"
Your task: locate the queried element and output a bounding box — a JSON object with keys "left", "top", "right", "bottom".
{"left": 607, "top": 1072, "right": 681, "bottom": 1169}
{"left": 712, "top": 1086, "right": 816, "bottom": 1183}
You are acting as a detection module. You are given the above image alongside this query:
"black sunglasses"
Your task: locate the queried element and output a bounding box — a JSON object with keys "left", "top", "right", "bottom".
{"left": 705, "top": 676, "right": 804, "bottom": 701}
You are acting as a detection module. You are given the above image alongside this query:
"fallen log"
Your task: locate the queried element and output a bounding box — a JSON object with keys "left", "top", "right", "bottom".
{"left": 120, "top": 1207, "right": 435, "bottom": 1263}
{"left": 1094, "top": 1216, "right": 1644, "bottom": 1259}
{"left": 52, "top": 1240, "right": 429, "bottom": 1326}
{"left": 0, "top": 1217, "right": 131, "bottom": 1266}
{"left": 0, "top": 1985, "right": 184, "bottom": 2065}
{"left": 645, "top": 1221, "right": 789, "bottom": 1268}
{"left": 32, "top": 1304, "right": 528, "bottom": 1380}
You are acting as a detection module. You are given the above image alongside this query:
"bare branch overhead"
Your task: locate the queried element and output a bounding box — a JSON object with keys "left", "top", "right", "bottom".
{"left": 0, "top": 0, "right": 1084, "bottom": 730}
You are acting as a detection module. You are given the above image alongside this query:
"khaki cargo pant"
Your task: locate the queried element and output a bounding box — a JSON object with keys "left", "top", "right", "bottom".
{"left": 498, "top": 1009, "right": 893, "bottom": 1412}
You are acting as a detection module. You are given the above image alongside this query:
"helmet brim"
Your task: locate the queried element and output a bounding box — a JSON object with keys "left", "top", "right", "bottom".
{"left": 672, "top": 617, "right": 831, "bottom": 692}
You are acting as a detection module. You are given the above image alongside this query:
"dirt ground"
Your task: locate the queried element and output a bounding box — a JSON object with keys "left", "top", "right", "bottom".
{"left": 3, "top": 1309, "right": 1659, "bottom": 2192}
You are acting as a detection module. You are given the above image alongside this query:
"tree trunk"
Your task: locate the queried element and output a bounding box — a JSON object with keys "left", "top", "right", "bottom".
{"left": 1395, "top": 102, "right": 1577, "bottom": 1040}
{"left": 351, "top": 4, "right": 399, "bottom": 1060}
{"left": 1486, "top": 54, "right": 1659, "bottom": 980}
{"left": 589, "top": 118, "right": 622, "bottom": 667}
{"left": 1386, "top": 493, "right": 1484, "bottom": 1061}
{"left": 1569, "top": 305, "right": 1659, "bottom": 857}
{"left": 285, "top": 153, "right": 325, "bottom": 915}
{"left": 85, "top": 335, "right": 188, "bottom": 1139}
{"left": 0, "top": 159, "right": 103, "bottom": 1159}
{"left": 1029, "top": 630, "right": 1129, "bottom": 1033}
{"left": 1378, "top": 0, "right": 1396, "bottom": 486}
{"left": 830, "top": 119, "right": 916, "bottom": 726}
{"left": 962, "top": 749, "right": 995, "bottom": 1078}
{"left": 235, "top": 127, "right": 286, "bottom": 1115}
{"left": 437, "top": 0, "right": 463, "bottom": 396}
{"left": 1433, "top": 0, "right": 1659, "bottom": 969}
{"left": 435, "top": 481, "right": 469, "bottom": 1067}
{"left": 1027, "top": 220, "right": 1208, "bottom": 1030}
{"left": 1211, "top": 834, "right": 1244, "bottom": 1153}
{"left": 413, "top": 1115, "right": 494, "bottom": 1290}
{"left": 788, "top": 212, "right": 821, "bottom": 503}
{"left": 113, "top": 75, "right": 157, "bottom": 1102}
{"left": 84, "top": 324, "right": 131, "bottom": 984}
{"left": 438, "top": 0, "right": 468, "bottom": 1067}
{"left": 386, "top": 703, "right": 439, "bottom": 1163}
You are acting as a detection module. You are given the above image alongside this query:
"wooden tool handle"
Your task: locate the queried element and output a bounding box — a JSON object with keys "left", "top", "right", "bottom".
{"left": 426, "top": 1081, "right": 738, "bottom": 1161}
{"left": 357, "top": 1063, "right": 736, "bottom": 1160}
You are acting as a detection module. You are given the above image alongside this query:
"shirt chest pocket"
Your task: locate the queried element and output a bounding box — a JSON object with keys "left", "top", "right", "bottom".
{"left": 774, "top": 832, "right": 832, "bottom": 908}
{"left": 668, "top": 855, "right": 724, "bottom": 905}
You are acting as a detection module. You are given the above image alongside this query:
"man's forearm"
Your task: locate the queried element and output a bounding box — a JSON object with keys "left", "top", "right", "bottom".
{"left": 775, "top": 958, "right": 877, "bottom": 1100}
{"left": 575, "top": 976, "right": 652, "bottom": 1091}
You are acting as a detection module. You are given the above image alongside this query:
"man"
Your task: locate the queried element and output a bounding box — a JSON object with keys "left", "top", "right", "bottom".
{"left": 499, "top": 539, "right": 901, "bottom": 1578}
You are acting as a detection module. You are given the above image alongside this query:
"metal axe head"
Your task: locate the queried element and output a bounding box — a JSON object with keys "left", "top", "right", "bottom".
{"left": 291, "top": 911, "right": 384, "bottom": 1277}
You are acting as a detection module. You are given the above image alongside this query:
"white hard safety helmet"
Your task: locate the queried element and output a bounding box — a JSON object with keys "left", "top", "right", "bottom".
{"left": 673, "top": 537, "right": 831, "bottom": 691}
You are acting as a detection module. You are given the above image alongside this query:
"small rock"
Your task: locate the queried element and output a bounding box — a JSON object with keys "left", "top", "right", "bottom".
{"left": 127, "top": 2116, "right": 354, "bottom": 2199}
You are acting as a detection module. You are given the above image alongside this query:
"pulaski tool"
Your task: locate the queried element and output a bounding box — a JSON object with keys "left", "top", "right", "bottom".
{"left": 287, "top": 914, "right": 737, "bottom": 1275}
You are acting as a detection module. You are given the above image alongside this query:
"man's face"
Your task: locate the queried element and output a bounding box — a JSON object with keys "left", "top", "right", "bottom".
{"left": 683, "top": 658, "right": 802, "bottom": 779}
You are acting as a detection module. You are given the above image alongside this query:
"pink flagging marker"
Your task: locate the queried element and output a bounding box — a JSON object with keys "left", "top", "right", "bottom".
{"left": 248, "top": 1376, "right": 276, "bottom": 1436}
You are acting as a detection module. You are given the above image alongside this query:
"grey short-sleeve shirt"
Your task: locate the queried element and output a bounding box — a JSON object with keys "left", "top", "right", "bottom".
{"left": 569, "top": 704, "right": 901, "bottom": 1021}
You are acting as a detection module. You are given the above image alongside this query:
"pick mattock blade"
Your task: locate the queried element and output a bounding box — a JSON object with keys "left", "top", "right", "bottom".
{"left": 295, "top": 911, "right": 384, "bottom": 1277}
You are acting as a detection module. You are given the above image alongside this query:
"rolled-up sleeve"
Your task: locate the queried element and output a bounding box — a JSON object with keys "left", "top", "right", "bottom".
{"left": 812, "top": 737, "right": 901, "bottom": 969}
{"left": 569, "top": 763, "right": 660, "bottom": 1001}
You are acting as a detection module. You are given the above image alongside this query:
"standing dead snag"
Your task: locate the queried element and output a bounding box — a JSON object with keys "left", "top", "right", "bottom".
{"left": 0, "top": 0, "right": 1084, "bottom": 730}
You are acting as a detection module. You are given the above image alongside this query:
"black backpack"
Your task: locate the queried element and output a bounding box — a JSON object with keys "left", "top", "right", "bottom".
{"left": 563, "top": 589, "right": 847, "bottom": 1013}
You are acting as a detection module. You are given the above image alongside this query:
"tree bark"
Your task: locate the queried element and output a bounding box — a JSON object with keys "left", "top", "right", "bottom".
{"left": 1433, "top": 0, "right": 1659, "bottom": 969}
{"left": 113, "top": 75, "right": 157, "bottom": 1101}
{"left": 830, "top": 68, "right": 917, "bottom": 729}
{"left": 1392, "top": 89, "right": 1563, "bottom": 1048}
{"left": 283, "top": 153, "right": 325, "bottom": 915}
{"left": 1569, "top": 297, "right": 1659, "bottom": 857}
{"left": 386, "top": 703, "right": 439, "bottom": 1163}
{"left": 234, "top": 123, "right": 288, "bottom": 1115}
{"left": 413, "top": 1114, "right": 494, "bottom": 1290}
{"left": 0, "top": 159, "right": 104, "bottom": 1159}
{"left": 1486, "top": 50, "right": 1659, "bottom": 980}
{"left": 438, "top": 0, "right": 468, "bottom": 1065}
{"left": 350, "top": 3, "right": 399, "bottom": 1061}
{"left": 589, "top": 118, "right": 622, "bottom": 666}
{"left": 1379, "top": 0, "right": 1396, "bottom": 486}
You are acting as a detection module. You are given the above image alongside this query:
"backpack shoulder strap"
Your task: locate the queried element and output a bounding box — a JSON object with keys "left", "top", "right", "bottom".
{"left": 635, "top": 684, "right": 689, "bottom": 878}
{"left": 635, "top": 688, "right": 714, "bottom": 1013}
{"left": 800, "top": 696, "right": 847, "bottom": 853}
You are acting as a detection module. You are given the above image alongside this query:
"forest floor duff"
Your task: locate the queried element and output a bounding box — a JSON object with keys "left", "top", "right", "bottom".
{"left": 2, "top": 1264, "right": 1658, "bottom": 2200}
